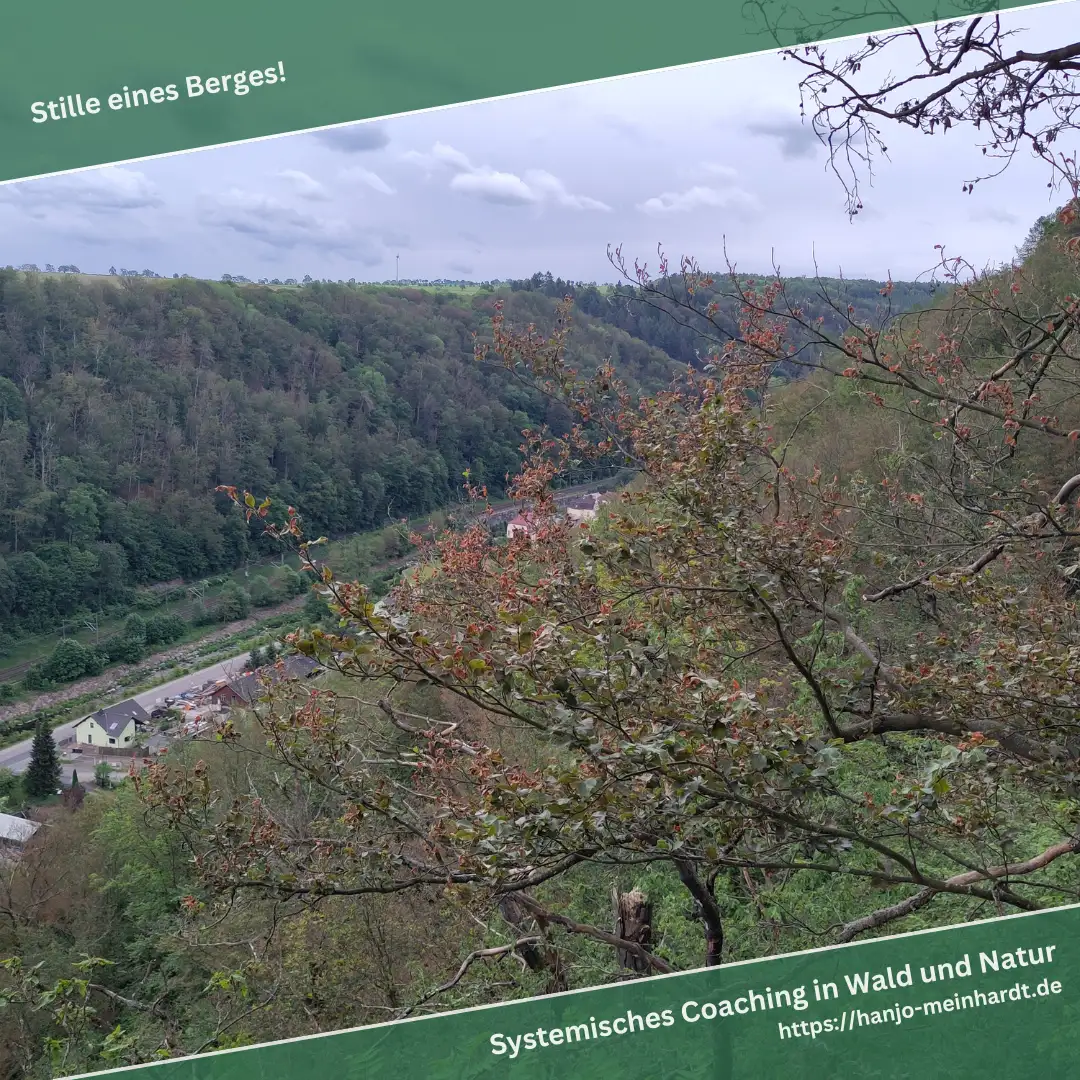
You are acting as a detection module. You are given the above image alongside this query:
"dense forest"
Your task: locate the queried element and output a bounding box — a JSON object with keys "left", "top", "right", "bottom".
{"left": 506, "top": 269, "right": 940, "bottom": 374}
{"left": 0, "top": 268, "right": 930, "bottom": 648}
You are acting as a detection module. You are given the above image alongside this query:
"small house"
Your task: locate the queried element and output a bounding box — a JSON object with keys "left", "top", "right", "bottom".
{"left": 0, "top": 812, "right": 39, "bottom": 853}
{"left": 207, "top": 673, "right": 261, "bottom": 708}
{"left": 207, "top": 654, "right": 324, "bottom": 709}
{"left": 72, "top": 700, "right": 151, "bottom": 749}
{"left": 506, "top": 512, "right": 540, "bottom": 539}
{"left": 564, "top": 493, "right": 603, "bottom": 523}
{"left": 281, "top": 654, "right": 322, "bottom": 680}
{"left": 564, "top": 492, "right": 615, "bottom": 523}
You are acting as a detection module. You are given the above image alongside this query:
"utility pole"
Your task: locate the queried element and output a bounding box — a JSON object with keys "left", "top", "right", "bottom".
{"left": 396, "top": 255, "right": 399, "bottom": 281}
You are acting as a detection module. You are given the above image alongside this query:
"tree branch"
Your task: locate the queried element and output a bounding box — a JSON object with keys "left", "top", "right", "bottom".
{"left": 836, "top": 834, "right": 1080, "bottom": 942}
{"left": 512, "top": 894, "right": 675, "bottom": 974}
{"left": 399, "top": 938, "right": 541, "bottom": 1017}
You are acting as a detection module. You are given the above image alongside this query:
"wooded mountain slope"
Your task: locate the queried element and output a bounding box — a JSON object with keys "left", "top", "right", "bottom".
{"left": 0, "top": 268, "right": 927, "bottom": 637}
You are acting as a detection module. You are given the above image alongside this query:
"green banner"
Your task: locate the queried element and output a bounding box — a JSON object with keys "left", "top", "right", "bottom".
{"left": 68, "top": 905, "right": 1080, "bottom": 1079}
{"left": 0, "top": 0, "right": 1048, "bottom": 186}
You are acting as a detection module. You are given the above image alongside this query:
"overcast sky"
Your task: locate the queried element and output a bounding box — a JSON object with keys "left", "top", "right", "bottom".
{"left": 0, "top": 1, "right": 1075, "bottom": 284}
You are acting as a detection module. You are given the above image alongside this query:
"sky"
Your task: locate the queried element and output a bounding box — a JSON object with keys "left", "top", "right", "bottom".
{"left": 0, "top": 1, "right": 1075, "bottom": 285}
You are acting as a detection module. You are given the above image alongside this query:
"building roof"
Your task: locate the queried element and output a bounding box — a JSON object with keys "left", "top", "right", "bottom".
{"left": 564, "top": 494, "right": 602, "bottom": 511}
{"left": 0, "top": 812, "right": 40, "bottom": 844}
{"left": 215, "top": 654, "right": 323, "bottom": 705}
{"left": 73, "top": 699, "right": 150, "bottom": 738}
{"left": 282, "top": 654, "right": 322, "bottom": 679}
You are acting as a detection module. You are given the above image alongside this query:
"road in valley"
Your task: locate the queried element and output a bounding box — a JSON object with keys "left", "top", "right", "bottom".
{"left": 0, "top": 650, "right": 254, "bottom": 774}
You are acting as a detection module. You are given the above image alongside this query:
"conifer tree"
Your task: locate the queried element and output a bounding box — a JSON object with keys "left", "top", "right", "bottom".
{"left": 25, "top": 720, "right": 61, "bottom": 799}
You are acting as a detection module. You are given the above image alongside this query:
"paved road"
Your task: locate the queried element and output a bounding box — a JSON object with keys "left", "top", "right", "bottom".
{"left": 0, "top": 650, "right": 254, "bottom": 774}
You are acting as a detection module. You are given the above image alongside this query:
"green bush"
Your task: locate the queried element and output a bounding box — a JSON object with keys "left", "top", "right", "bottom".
{"left": 0, "top": 767, "right": 18, "bottom": 799}
{"left": 248, "top": 576, "right": 280, "bottom": 608}
{"left": 282, "top": 568, "right": 307, "bottom": 597}
{"left": 41, "top": 639, "right": 94, "bottom": 683}
{"left": 83, "top": 648, "right": 107, "bottom": 677}
{"left": 144, "top": 613, "right": 187, "bottom": 646}
{"left": 22, "top": 665, "right": 55, "bottom": 693}
{"left": 101, "top": 634, "right": 143, "bottom": 665}
{"left": 190, "top": 606, "right": 217, "bottom": 627}
{"left": 214, "top": 583, "right": 251, "bottom": 623}
{"left": 302, "top": 589, "right": 325, "bottom": 622}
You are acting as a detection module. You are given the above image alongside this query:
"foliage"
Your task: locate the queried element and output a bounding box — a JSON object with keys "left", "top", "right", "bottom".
{"left": 143, "top": 614, "right": 186, "bottom": 647}
{"left": 140, "top": 205, "right": 1080, "bottom": 999}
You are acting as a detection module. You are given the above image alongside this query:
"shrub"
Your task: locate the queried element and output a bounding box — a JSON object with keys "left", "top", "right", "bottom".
{"left": 83, "top": 648, "right": 108, "bottom": 676}
{"left": 213, "top": 583, "right": 251, "bottom": 623}
{"left": 281, "top": 568, "right": 307, "bottom": 597}
{"left": 22, "top": 665, "right": 54, "bottom": 693}
{"left": 122, "top": 614, "right": 147, "bottom": 644}
{"left": 248, "top": 576, "right": 280, "bottom": 608}
{"left": 101, "top": 634, "right": 143, "bottom": 665}
{"left": 41, "top": 639, "right": 93, "bottom": 683}
{"left": 144, "top": 613, "right": 187, "bottom": 646}
{"left": 0, "top": 768, "right": 17, "bottom": 799}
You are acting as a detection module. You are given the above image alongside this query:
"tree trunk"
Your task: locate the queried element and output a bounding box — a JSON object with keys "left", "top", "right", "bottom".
{"left": 498, "top": 895, "right": 567, "bottom": 993}
{"left": 611, "top": 887, "right": 654, "bottom": 974}
{"left": 673, "top": 857, "right": 724, "bottom": 966}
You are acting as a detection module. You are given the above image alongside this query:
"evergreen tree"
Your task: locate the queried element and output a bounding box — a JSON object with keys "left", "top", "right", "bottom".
{"left": 62, "top": 768, "right": 85, "bottom": 811}
{"left": 25, "top": 719, "right": 61, "bottom": 799}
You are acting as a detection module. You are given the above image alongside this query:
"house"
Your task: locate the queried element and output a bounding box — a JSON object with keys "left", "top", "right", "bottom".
{"left": 72, "top": 700, "right": 150, "bottom": 749}
{"left": 206, "top": 672, "right": 259, "bottom": 708}
{"left": 0, "top": 812, "right": 39, "bottom": 852}
{"left": 506, "top": 512, "right": 540, "bottom": 539}
{"left": 206, "top": 654, "right": 324, "bottom": 708}
{"left": 564, "top": 493, "right": 603, "bottom": 523}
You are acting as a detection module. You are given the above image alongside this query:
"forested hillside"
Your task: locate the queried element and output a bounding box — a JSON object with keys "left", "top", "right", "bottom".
{"left": 507, "top": 269, "right": 940, "bottom": 372}
{"left": 0, "top": 268, "right": 925, "bottom": 644}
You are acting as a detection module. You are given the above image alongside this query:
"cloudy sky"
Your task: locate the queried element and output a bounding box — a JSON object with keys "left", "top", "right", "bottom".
{"left": 0, "top": 1, "right": 1074, "bottom": 284}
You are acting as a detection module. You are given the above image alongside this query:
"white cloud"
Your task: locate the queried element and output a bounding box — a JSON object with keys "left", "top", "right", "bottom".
{"left": 524, "top": 170, "right": 611, "bottom": 211}
{"left": 637, "top": 184, "right": 759, "bottom": 215}
{"left": 402, "top": 141, "right": 474, "bottom": 173}
{"left": 278, "top": 170, "right": 330, "bottom": 201}
{"left": 450, "top": 169, "right": 538, "bottom": 205}
{"left": 2, "top": 167, "right": 161, "bottom": 214}
{"left": 340, "top": 166, "right": 396, "bottom": 195}
{"left": 698, "top": 163, "right": 739, "bottom": 181}
{"left": 405, "top": 142, "right": 609, "bottom": 210}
